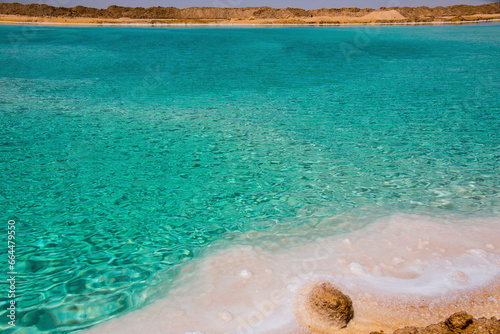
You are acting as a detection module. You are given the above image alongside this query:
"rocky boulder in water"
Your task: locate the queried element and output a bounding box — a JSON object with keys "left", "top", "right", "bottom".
{"left": 295, "top": 281, "right": 354, "bottom": 333}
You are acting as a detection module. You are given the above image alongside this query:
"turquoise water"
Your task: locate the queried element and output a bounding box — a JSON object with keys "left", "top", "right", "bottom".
{"left": 0, "top": 24, "right": 499, "bottom": 333}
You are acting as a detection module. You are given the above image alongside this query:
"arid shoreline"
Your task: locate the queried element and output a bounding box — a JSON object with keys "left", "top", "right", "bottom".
{"left": 1, "top": 15, "right": 499, "bottom": 27}
{"left": 0, "top": 2, "right": 499, "bottom": 26}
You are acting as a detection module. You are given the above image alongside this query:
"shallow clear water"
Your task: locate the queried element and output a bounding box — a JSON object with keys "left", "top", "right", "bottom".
{"left": 0, "top": 24, "right": 499, "bottom": 333}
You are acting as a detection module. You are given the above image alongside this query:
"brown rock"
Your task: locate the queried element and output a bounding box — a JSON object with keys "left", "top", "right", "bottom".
{"left": 445, "top": 312, "right": 473, "bottom": 331}
{"left": 423, "top": 323, "right": 452, "bottom": 333}
{"left": 463, "top": 316, "right": 500, "bottom": 334}
{"left": 306, "top": 282, "right": 354, "bottom": 329}
{"left": 391, "top": 312, "right": 500, "bottom": 334}
{"left": 394, "top": 327, "right": 422, "bottom": 334}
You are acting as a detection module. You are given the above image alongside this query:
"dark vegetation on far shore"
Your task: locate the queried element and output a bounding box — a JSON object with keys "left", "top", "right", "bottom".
{"left": 0, "top": 2, "right": 499, "bottom": 22}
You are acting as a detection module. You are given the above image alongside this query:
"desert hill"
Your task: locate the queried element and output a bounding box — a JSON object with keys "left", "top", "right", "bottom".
{"left": 0, "top": 2, "right": 499, "bottom": 24}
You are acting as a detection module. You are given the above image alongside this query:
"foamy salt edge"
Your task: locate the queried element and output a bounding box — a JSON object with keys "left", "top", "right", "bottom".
{"left": 84, "top": 213, "right": 500, "bottom": 334}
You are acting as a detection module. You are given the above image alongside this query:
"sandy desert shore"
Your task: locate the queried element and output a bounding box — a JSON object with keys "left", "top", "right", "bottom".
{"left": 1, "top": 11, "right": 500, "bottom": 26}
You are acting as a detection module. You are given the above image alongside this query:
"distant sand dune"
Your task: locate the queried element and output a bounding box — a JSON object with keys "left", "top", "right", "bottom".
{"left": 360, "top": 9, "right": 406, "bottom": 21}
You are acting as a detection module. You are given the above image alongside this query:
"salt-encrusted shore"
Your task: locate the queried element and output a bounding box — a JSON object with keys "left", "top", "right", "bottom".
{"left": 81, "top": 214, "right": 500, "bottom": 334}
{"left": 295, "top": 279, "right": 500, "bottom": 334}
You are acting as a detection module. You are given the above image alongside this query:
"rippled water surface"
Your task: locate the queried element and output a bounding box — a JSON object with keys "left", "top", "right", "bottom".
{"left": 0, "top": 24, "right": 499, "bottom": 333}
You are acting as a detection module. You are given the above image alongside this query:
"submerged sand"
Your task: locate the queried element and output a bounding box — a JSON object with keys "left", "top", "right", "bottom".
{"left": 82, "top": 213, "right": 500, "bottom": 334}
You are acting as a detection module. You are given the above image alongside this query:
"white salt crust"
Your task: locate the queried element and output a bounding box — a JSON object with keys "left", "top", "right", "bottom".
{"left": 83, "top": 213, "right": 500, "bottom": 334}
